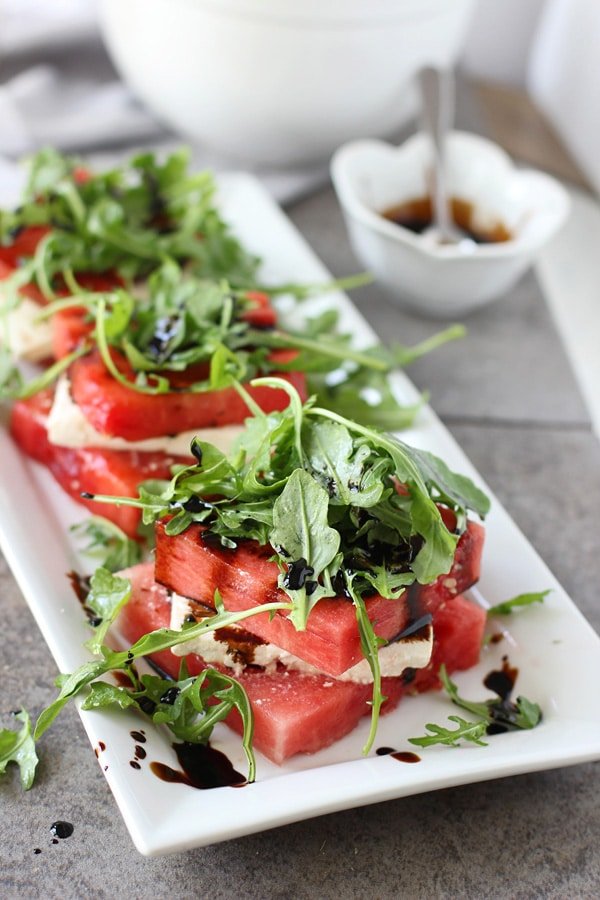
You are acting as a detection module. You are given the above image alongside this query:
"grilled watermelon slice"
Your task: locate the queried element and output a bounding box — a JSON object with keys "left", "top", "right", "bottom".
{"left": 68, "top": 348, "right": 307, "bottom": 441}
{"left": 154, "top": 517, "right": 484, "bottom": 677}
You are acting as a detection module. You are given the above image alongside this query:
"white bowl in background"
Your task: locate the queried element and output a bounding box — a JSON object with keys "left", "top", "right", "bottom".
{"left": 99, "top": 0, "right": 476, "bottom": 167}
{"left": 331, "top": 131, "right": 571, "bottom": 318}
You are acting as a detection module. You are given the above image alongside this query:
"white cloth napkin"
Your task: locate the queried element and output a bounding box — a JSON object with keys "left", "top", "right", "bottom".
{"left": 0, "top": 0, "right": 327, "bottom": 203}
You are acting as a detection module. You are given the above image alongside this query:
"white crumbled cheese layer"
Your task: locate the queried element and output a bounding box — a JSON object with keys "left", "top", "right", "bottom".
{"left": 0, "top": 295, "right": 54, "bottom": 362}
{"left": 46, "top": 375, "right": 243, "bottom": 455}
{"left": 169, "top": 592, "right": 433, "bottom": 684}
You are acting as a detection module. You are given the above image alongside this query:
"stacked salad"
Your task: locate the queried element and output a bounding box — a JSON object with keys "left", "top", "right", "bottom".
{"left": 0, "top": 150, "right": 544, "bottom": 789}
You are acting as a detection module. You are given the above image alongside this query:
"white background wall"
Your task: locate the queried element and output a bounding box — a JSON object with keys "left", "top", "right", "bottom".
{"left": 461, "top": 0, "right": 546, "bottom": 86}
{"left": 462, "top": 0, "right": 600, "bottom": 195}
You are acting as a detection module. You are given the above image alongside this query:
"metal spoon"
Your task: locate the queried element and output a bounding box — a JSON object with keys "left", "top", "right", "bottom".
{"left": 418, "top": 66, "right": 475, "bottom": 249}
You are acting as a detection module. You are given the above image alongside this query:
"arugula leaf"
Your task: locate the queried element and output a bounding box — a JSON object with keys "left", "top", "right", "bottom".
{"left": 310, "top": 368, "right": 425, "bottom": 432}
{"left": 0, "top": 346, "right": 23, "bottom": 398}
{"left": 304, "top": 420, "right": 373, "bottom": 505}
{"left": 84, "top": 568, "right": 132, "bottom": 654}
{"left": 71, "top": 516, "right": 143, "bottom": 573}
{"left": 403, "top": 445, "right": 491, "bottom": 521}
{"left": 271, "top": 469, "right": 340, "bottom": 629}
{"left": 0, "top": 710, "right": 38, "bottom": 790}
{"left": 487, "top": 590, "right": 550, "bottom": 616}
{"left": 409, "top": 715, "right": 489, "bottom": 748}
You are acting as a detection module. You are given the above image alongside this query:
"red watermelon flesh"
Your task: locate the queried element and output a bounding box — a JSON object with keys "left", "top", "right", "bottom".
{"left": 10, "top": 391, "right": 191, "bottom": 537}
{"left": 411, "top": 594, "right": 487, "bottom": 693}
{"left": 154, "top": 521, "right": 412, "bottom": 676}
{"left": 154, "top": 517, "right": 484, "bottom": 677}
{"left": 116, "top": 562, "right": 485, "bottom": 764}
{"left": 68, "top": 348, "right": 307, "bottom": 441}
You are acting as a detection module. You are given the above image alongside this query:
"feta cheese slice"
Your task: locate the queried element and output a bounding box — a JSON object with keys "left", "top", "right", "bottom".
{"left": 0, "top": 296, "right": 53, "bottom": 362}
{"left": 46, "top": 375, "right": 243, "bottom": 455}
{"left": 169, "top": 592, "right": 433, "bottom": 684}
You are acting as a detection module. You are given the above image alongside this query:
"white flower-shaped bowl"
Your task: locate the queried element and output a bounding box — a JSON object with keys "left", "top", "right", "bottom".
{"left": 331, "top": 131, "right": 571, "bottom": 318}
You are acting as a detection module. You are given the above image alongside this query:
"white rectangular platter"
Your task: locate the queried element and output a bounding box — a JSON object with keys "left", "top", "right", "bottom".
{"left": 1, "top": 172, "right": 600, "bottom": 856}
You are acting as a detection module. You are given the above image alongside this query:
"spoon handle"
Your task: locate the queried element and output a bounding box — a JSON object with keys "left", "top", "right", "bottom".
{"left": 419, "top": 66, "right": 455, "bottom": 240}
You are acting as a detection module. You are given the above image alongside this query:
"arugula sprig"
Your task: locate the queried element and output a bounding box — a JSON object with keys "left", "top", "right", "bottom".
{"left": 0, "top": 710, "right": 38, "bottom": 790}
{"left": 408, "top": 663, "right": 542, "bottom": 750}
{"left": 487, "top": 590, "right": 550, "bottom": 616}
{"left": 71, "top": 516, "right": 143, "bottom": 573}
{"left": 409, "top": 716, "right": 489, "bottom": 748}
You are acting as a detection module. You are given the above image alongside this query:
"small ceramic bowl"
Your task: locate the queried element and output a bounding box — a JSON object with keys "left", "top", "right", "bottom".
{"left": 331, "top": 131, "right": 570, "bottom": 317}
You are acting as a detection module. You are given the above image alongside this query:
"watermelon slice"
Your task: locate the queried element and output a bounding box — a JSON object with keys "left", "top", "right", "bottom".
{"left": 0, "top": 226, "right": 50, "bottom": 270}
{"left": 117, "top": 562, "right": 486, "bottom": 763}
{"left": 10, "top": 390, "right": 191, "bottom": 537}
{"left": 155, "top": 521, "right": 412, "bottom": 676}
{"left": 154, "top": 517, "right": 484, "bottom": 677}
{"left": 68, "top": 348, "right": 307, "bottom": 441}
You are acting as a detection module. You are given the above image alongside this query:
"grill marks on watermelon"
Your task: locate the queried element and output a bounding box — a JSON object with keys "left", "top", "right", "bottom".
{"left": 10, "top": 392, "right": 191, "bottom": 537}
{"left": 67, "top": 348, "right": 307, "bottom": 442}
{"left": 154, "top": 522, "right": 413, "bottom": 676}
{"left": 116, "top": 561, "right": 486, "bottom": 764}
{"left": 154, "top": 518, "right": 484, "bottom": 677}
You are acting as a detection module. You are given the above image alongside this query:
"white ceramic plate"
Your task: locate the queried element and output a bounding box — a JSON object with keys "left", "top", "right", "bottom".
{"left": 1, "top": 173, "right": 600, "bottom": 856}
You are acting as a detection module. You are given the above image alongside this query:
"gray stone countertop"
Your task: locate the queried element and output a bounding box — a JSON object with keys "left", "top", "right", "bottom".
{"left": 2, "top": 186, "right": 600, "bottom": 899}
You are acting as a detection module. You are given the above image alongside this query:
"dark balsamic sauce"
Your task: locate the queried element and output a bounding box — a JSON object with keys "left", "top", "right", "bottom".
{"left": 382, "top": 196, "right": 512, "bottom": 244}
{"left": 134, "top": 745, "right": 147, "bottom": 761}
{"left": 388, "top": 614, "right": 432, "bottom": 645}
{"left": 283, "top": 557, "right": 315, "bottom": 591}
{"left": 160, "top": 687, "right": 180, "bottom": 706}
{"left": 402, "top": 667, "right": 417, "bottom": 685}
{"left": 130, "top": 761, "right": 141, "bottom": 770}
{"left": 392, "top": 752, "right": 421, "bottom": 764}
{"left": 484, "top": 656, "right": 518, "bottom": 700}
{"left": 213, "top": 625, "right": 267, "bottom": 667}
{"left": 375, "top": 747, "right": 421, "bottom": 763}
{"left": 113, "top": 671, "right": 136, "bottom": 689}
{"left": 137, "top": 697, "right": 157, "bottom": 716}
{"left": 147, "top": 315, "right": 180, "bottom": 362}
{"left": 33, "top": 848, "right": 42, "bottom": 855}
{"left": 130, "top": 730, "right": 146, "bottom": 744}
{"left": 489, "top": 632, "right": 504, "bottom": 645}
{"left": 50, "top": 821, "right": 74, "bottom": 840}
{"left": 182, "top": 495, "right": 212, "bottom": 513}
{"left": 66, "top": 570, "right": 91, "bottom": 604}
{"left": 481, "top": 656, "right": 534, "bottom": 735}
{"left": 67, "top": 571, "right": 102, "bottom": 626}
{"left": 150, "top": 741, "right": 247, "bottom": 789}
